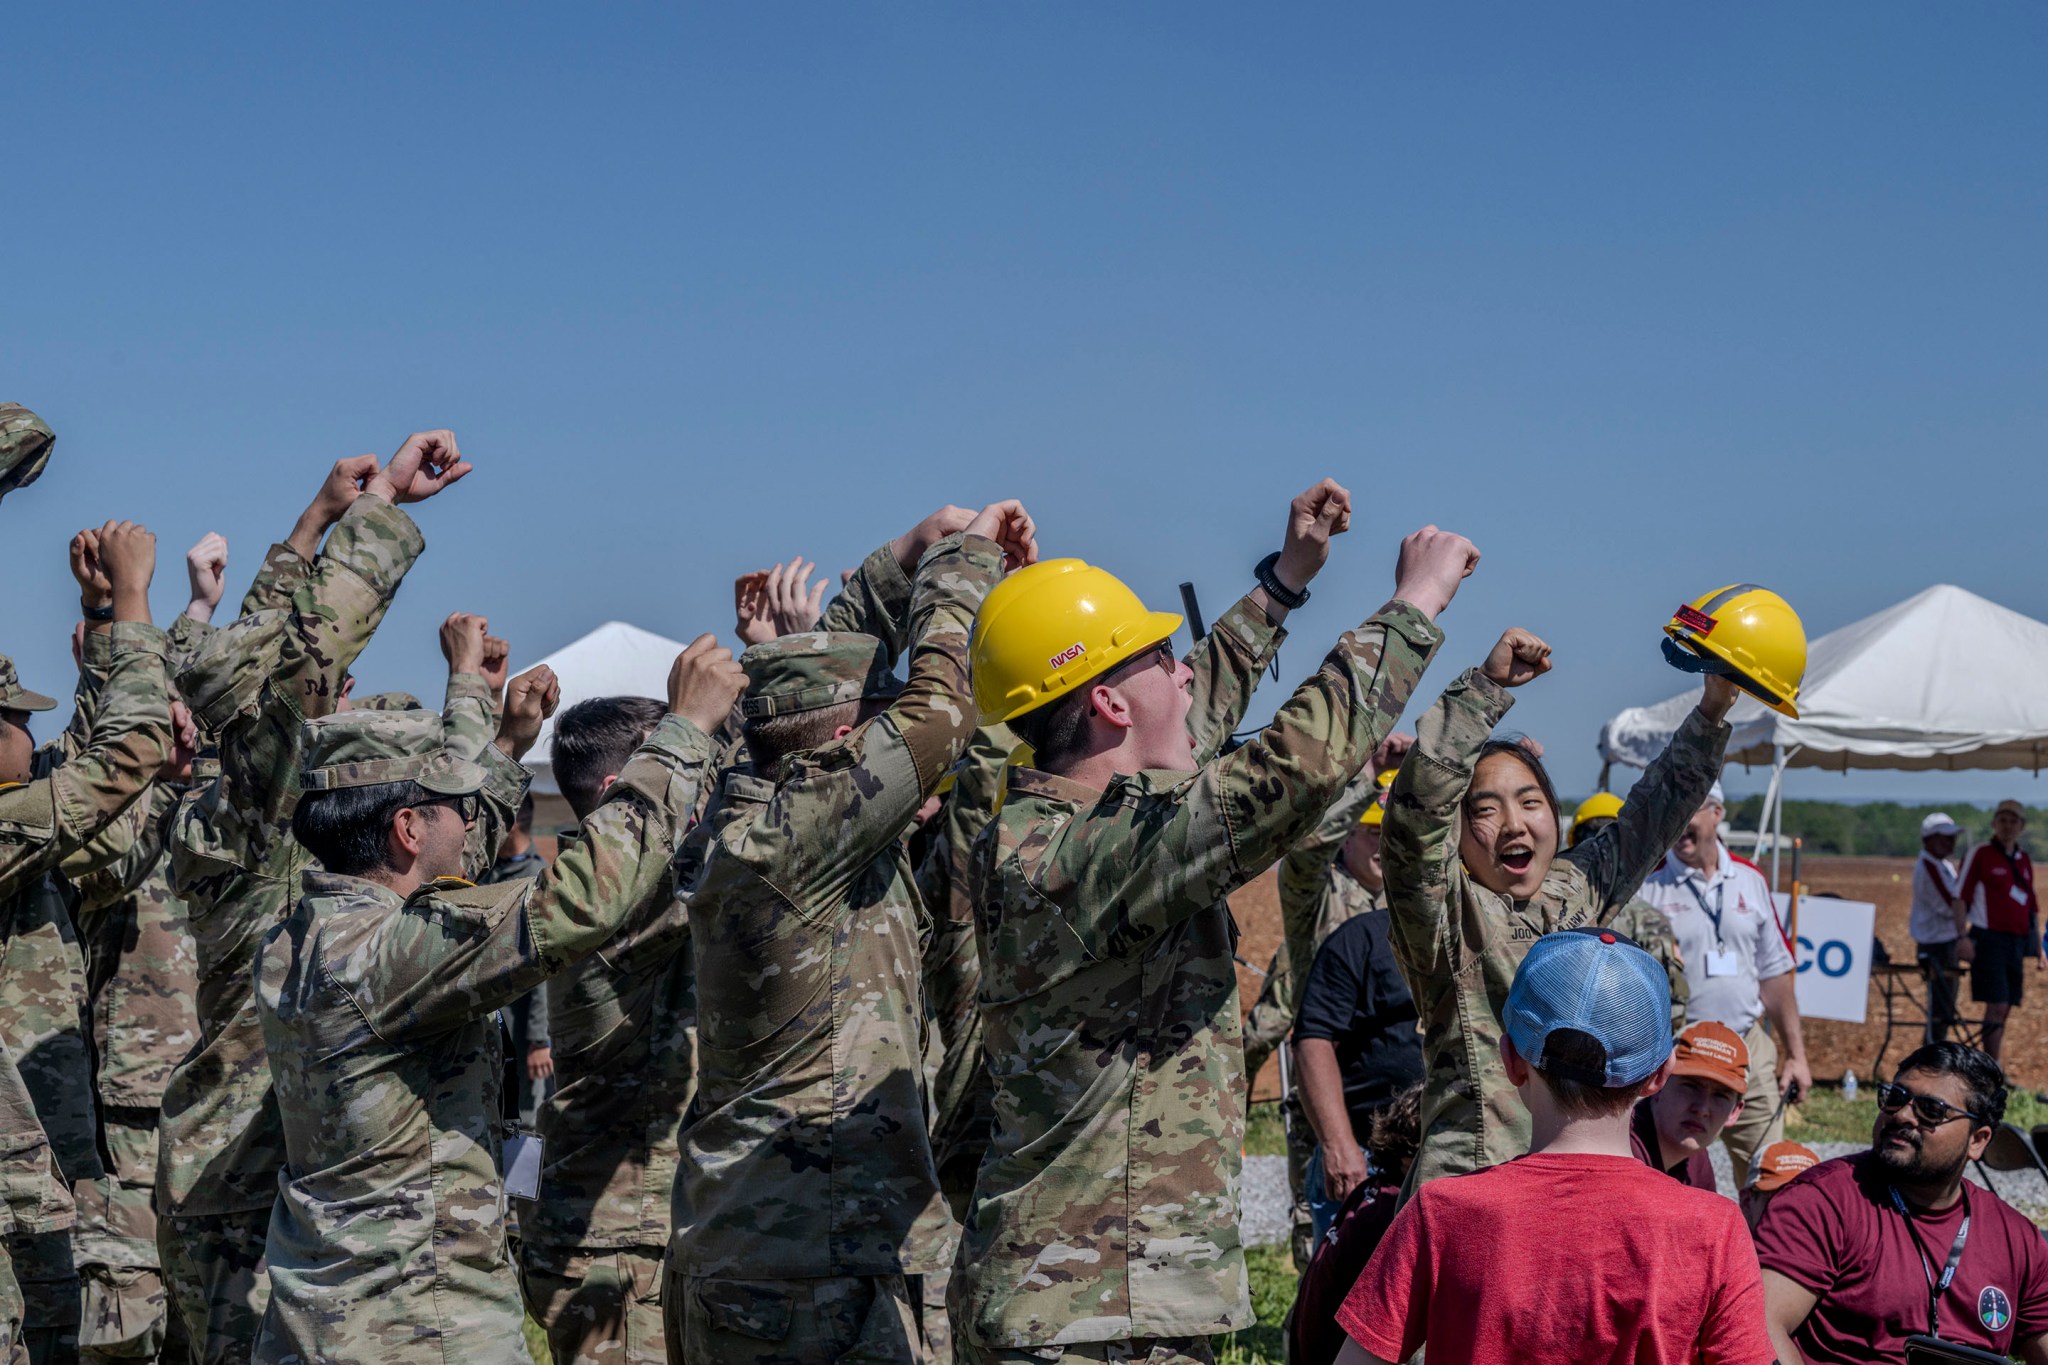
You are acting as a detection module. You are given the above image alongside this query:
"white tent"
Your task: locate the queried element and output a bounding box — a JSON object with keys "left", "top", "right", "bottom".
{"left": 517, "top": 621, "right": 690, "bottom": 803}
{"left": 1598, "top": 584, "right": 2048, "bottom": 883}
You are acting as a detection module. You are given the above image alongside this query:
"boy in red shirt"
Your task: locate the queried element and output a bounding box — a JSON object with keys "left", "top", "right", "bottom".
{"left": 1631, "top": 1020, "right": 1750, "bottom": 1191}
{"left": 1335, "top": 928, "right": 1775, "bottom": 1365}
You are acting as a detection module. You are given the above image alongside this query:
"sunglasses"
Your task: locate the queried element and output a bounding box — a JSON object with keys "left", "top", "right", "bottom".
{"left": 1874, "top": 1081, "right": 1984, "bottom": 1129}
{"left": 1102, "top": 641, "right": 1176, "bottom": 684}
{"left": 408, "top": 793, "right": 480, "bottom": 825}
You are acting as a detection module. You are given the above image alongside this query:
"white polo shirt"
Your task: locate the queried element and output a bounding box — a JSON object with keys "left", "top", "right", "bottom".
{"left": 1638, "top": 842, "right": 1794, "bottom": 1035}
{"left": 1909, "top": 853, "right": 1963, "bottom": 946}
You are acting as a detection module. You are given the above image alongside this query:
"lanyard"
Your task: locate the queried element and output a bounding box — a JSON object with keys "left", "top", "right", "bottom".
{"left": 1685, "top": 877, "right": 1727, "bottom": 950}
{"left": 1890, "top": 1184, "right": 1971, "bottom": 1338}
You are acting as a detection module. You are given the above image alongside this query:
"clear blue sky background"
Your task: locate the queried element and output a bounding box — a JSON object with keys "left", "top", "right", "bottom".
{"left": 7, "top": 5, "right": 2044, "bottom": 809}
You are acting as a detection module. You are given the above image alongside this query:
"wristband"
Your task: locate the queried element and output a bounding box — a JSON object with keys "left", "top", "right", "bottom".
{"left": 81, "top": 601, "right": 114, "bottom": 623}
{"left": 1255, "top": 551, "right": 1310, "bottom": 610}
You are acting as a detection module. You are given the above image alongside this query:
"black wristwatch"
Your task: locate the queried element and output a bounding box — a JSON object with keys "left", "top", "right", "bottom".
{"left": 81, "top": 601, "right": 114, "bottom": 623}
{"left": 1255, "top": 551, "right": 1310, "bottom": 610}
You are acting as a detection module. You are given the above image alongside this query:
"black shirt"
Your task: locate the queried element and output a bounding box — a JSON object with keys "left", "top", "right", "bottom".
{"left": 1293, "top": 910, "right": 1424, "bottom": 1142}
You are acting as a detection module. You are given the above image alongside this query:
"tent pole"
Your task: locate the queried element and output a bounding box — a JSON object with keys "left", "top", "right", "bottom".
{"left": 1769, "top": 744, "right": 1787, "bottom": 894}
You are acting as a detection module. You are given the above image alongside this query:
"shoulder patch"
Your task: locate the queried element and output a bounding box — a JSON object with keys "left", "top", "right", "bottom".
{"left": 0, "top": 780, "right": 56, "bottom": 840}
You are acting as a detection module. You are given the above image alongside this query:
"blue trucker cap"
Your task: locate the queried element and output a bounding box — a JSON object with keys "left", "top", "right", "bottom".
{"left": 1505, "top": 928, "right": 1674, "bottom": 1088}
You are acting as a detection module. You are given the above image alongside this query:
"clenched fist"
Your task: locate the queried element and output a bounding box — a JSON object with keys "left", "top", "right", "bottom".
{"left": 365, "top": 431, "right": 470, "bottom": 506}
{"left": 963, "top": 500, "right": 1039, "bottom": 571}
{"left": 1273, "top": 478, "right": 1353, "bottom": 596}
{"left": 184, "top": 533, "right": 229, "bottom": 622}
{"left": 96, "top": 521, "right": 157, "bottom": 624}
{"left": 892, "top": 505, "right": 977, "bottom": 571}
{"left": 1391, "top": 525, "right": 1481, "bottom": 622}
{"left": 439, "top": 613, "right": 489, "bottom": 677}
{"left": 495, "top": 665, "right": 561, "bottom": 761}
{"left": 1482, "top": 628, "right": 1552, "bottom": 689}
{"left": 667, "top": 634, "right": 747, "bottom": 736}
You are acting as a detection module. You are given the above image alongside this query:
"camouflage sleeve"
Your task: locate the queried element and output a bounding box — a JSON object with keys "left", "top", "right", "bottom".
{"left": 1382, "top": 667, "right": 1514, "bottom": 984}
{"left": 345, "top": 713, "right": 713, "bottom": 1037}
{"left": 1609, "top": 898, "right": 1688, "bottom": 1032}
{"left": 756, "top": 534, "right": 1001, "bottom": 902}
{"left": 0, "top": 1043, "right": 72, "bottom": 1238}
{"left": 65, "top": 780, "right": 179, "bottom": 915}
{"left": 918, "top": 723, "right": 1015, "bottom": 926}
{"left": 235, "top": 542, "right": 313, "bottom": 618}
{"left": 462, "top": 742, "right": 535, "bottom": 882}
{"left": 1278, "top": 761, "right": 1386, "bottom": 983}
{"left": 0, "top": 623, "right": 172, "bottom": 899}
{"left": 177, "top": 495, "right": 425, "bottom": 841}
{"left": 1563, "top": 707, "right": 1730, "bottom": 918}
{"left": 164, "top": 613, "right": 217, "bottom": 671}
{"left": 1182, "top": 592, "right": 1285, "bottom": 763}
{"left": 817, "top": 539, "right": 915, "bottom": 664}
{"left": 1047, "top": 603, "right": 1443, "bottom": 953}
{"left": 43, "top": 625, "right": 114, "bottom": 770}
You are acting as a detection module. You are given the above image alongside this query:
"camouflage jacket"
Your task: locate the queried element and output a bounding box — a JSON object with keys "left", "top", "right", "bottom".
{"left": 1383, "top": 668, "right": 1727, "bottom": 1191}
{"left": 73, "top": 781, "right": 202, "bottom": 1111}
{"left": 1277, "top": 762, "right": 1392, "bottom": 1026}
{"left": 960, "top": 597, "right": 1442, "bottom": 1348}
{"left": 0, "top": 1038, "right": 72, "bottom": 1242}
{"left": 1611, "top": 896, "right": 1690, "bottom": 1036}
{"left": 669, "top": 533, "right": 999, "bottom": 1280}
{"left": 160, "top": 499, "right": 425, "bottom": 1217}
{"left": 524, "top": 847, "right": 696, "bottom": 1253}
{"left": 913, "top": 723, "right": 1013, "bottom": 1180}
{"left": 0, "top": 621, "right": 173, "bottom": 1183}
{"left": 253, "top": 715, "right": 709, "bottom": 1365}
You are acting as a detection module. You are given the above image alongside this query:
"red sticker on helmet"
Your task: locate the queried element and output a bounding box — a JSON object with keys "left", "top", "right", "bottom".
{"left": 1048, "top": 642, "right": 1087, "bottom": 670}
{"left": 1674, "top": 604, "right": 1716, "bottom": 635}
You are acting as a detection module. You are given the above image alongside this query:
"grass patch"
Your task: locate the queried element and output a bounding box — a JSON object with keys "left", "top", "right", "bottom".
{"left": 1245, "top": 1101, "right": 1289, "bottom": 1158}
{"left": 1219, "top": 1244, "right": 1297, "bottom": 1365}
{"left": 1787, "top": 1084, "right": 2048, "bottom": 1148}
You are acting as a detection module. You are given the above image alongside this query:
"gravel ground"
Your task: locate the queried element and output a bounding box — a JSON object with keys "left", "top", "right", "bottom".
{"left": 1241, "top": 1141, "right": 2048, "bottom": 1247}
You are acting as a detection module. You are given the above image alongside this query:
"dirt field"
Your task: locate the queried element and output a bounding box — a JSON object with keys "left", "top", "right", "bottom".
{"left": 1234, "top": 854, "right": 2048, "bottom": 1098}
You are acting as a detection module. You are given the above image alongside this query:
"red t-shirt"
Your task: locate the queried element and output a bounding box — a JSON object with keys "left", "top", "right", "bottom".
{"left": 1337, "top": 1152, "right": 1774, "bottom": 1364}
{"left": 1960, "top": 841, "right": 2036, "bottom": 936}
{"left": 1753, "top": 1152, "right": 2048, "bottom": 1362}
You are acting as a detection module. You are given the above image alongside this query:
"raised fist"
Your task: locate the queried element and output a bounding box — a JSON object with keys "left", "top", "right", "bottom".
{"left": 1391, "top": 525, "right": 1481, "bottom": 622}
{"left": 480, "top": 636, "right": 512, "bottom": 699}
{"left": 69, "top": 528, "right": 112, "bottom": 607}
{"left": 439, "top": 613, "right": 489, "bottom": 677}
{"left": 1482, "top": 628, "right": 1553, "bottom": 689}
{"left": 667, "top": 634, "right": 747, "bottom": 736}
{"left": 184, "top": 533, "right": 229, "bottom": 619}
{"left": 1274, "top": 478, "right": 1353, "bottom": 595}
{"left": 892, "top": 505, "right": 976, "bottom": 571}
{"left": 964, "top": 500, "right": 1039, "bottom": 571}
{"left": 366, "top": 431, "right": 470, "bottom": 506}
{"left": 496, "top": 665, "right": 561, "bottom": 761}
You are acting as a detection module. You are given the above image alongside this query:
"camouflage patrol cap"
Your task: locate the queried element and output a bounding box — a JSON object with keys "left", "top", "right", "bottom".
{"left": 299, "top": 709, "right": 485, "bottom": 795}
{"left": 351, "top": 691, "right": 424, "bottom": 712}
{"left": 740, "top": 631, "right": 902, "bottom": 720}
{"left": 0, "top": 655, "right": 58, "bottom": 714}
{"left": 0, "top": 405, "right": 55, "bottom": 504}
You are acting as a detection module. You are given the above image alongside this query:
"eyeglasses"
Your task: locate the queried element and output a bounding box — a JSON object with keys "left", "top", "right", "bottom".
{"left": 1103, "top": 642, "right": 1175, "bottom": 684}
{"left": 1874, "top": 1081, "right": 1984, "bottom": 1128}
{"left": 408, "top": 793, "right": 480, "bottom": 826}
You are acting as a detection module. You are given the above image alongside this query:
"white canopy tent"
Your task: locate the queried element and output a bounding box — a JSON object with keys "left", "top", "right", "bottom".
{"left": 515, "top": 621, "right": 691, "bottom": 826}
{"left": 1599, "top": 584, "right": 2048, "bottom": 888}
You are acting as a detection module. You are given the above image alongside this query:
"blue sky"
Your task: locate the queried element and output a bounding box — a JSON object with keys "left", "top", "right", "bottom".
{"left": 6, "top": 5, "right": 2044, "bottom": 808}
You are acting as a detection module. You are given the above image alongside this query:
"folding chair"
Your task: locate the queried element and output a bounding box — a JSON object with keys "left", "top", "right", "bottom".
{"left": 1972, "top": 1122, "right": 2048, "bottom": 1199}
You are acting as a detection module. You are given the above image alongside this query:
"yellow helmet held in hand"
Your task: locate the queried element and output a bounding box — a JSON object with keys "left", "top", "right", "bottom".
{"left": 970, "top": 559, "right": 1183, "bottom": 723}
{"left": 1663, "top": 584, "right": 1805, "bottom": 719}
{"left": 1569, "top": 792, "right": 1624, "bottom": 846}
{"left": 1359, "top": 768, "right": 1397, "bottom": 826}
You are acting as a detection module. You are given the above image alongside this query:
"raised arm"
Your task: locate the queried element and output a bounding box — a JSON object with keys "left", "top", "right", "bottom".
{"left": 1278, "top": 732, "right": 1410, "bottom": 978}
{"left": 1563, "top": 674, "right": 1735, "bottom": 914}
{"left": 814, "top": 505, "right": 974, "bottom": 661}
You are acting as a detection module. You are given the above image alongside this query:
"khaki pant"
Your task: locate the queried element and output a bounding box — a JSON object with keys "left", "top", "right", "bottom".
{"left": 956, "top": 1337, "right": 1217, "bottom": 1365}
{"left": 1718, "top": 1021, "right": 1785, "bottom": 1184}
{"left": 521, "top": 1243, "right": 666, "bottom": 1365}
{"left": 664, "top": 1269, "right": 924, "bottom": 1365}
{"left": 159, "top": 1208, "right": 269, "bottom": 1365}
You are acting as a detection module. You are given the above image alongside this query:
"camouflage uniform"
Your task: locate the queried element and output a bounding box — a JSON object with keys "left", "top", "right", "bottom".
{"left": 956, "top": 597, "right": 1443, "bottom": 1358}
{"left": 0, "top": 629, "right": 174, "bottom": 1365}
{"left": 1382, "top": 668, "right": 1727, "bottom": 1192}
{"left": 1611, "top": 897, "right": 1690, "bottom": 1036}
{"left": 515, "top": 849, "right": 696, "bottom": 1365}
{"left": 251, "top": 703, "right": 713, "bottom": 1365}
{"left": 0, "top": 405, "right": 54, "bottom": 506}
{"left": 665, "top": 533, "right": 1000, "bottom": 1365}
{"left": 157, "top": 496, "right": 424, "bottom": 1362}
{"left": 0, "top": 1041, "right": 73, "bottom": 1365}
{"left": 477, "top": 853, "right": 550, "bottom": 1129}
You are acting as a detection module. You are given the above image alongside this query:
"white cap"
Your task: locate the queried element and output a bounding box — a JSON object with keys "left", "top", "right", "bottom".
{"left": 1922, "top": 812, "right": 1962, "bottom": 838}
{"left": 1704, "top": 781, "right": 1726, "bottom": 808}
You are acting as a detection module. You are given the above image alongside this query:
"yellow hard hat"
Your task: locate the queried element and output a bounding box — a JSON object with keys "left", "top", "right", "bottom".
{"left": 1359, "top": 768, "right": 1397, "bottom": 826}
{"left": 1663, "top": 584, "right": 1805, "bottom": 719}
{"left": 970, "top": 559, "right": 1183, "bottom": 723}
{"left": 1569, "top": 792, "right": 1624, "bottom": 846}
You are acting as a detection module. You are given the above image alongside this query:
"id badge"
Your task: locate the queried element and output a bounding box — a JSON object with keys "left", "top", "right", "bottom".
{"left": 1704, "top": 949, "right": 1741, "bottom": 979}
{"left": 503, "top": 1130, "right": 544, "bottom": 1202}
{"left": 2013, "top": 888, "right": 2030, "bottom": 907}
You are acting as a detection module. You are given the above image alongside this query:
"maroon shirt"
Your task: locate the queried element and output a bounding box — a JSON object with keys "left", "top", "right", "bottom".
{"left": 1630, "top": 1099, "right": 1719, "bottom": 1190}
{"left": 1961, "top": 841, "right": 2037, "bottom": 936}
{"left": 1754, "top": 1151, "right": 2048, "bottom": 1363}
{"left": 1293, "top": 1180, "right": 1402, "bottom": 1365}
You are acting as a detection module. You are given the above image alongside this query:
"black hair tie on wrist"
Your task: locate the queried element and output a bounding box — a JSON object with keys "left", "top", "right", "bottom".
{"left": 1255, "top": 551, "right": 1310, "bottom": 610}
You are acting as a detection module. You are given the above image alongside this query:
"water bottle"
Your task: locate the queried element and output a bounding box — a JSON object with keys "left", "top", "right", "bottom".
{"left": 1843, "top": 1069, "right": 1859, "bottom": 1102}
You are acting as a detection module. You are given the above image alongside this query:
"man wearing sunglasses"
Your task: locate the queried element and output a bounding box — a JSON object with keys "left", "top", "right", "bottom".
{"left": 1754, "top": 1042, "right": 2048, "bottom": 1363}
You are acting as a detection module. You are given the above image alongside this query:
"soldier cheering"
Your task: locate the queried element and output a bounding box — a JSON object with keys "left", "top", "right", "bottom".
{"left": 1381, "top": 627, "right": 1737, "bottom": 1192}
{"left": 955, "top": 481, "right": 1478, "bottom": 1365}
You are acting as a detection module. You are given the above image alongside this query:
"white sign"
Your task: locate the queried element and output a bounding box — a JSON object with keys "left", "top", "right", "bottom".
{"left": 1776, "top": 894, "right": 1877, "bottom": 1024}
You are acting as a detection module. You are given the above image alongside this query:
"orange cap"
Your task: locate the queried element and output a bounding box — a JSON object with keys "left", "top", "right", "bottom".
{"left": 1750, "top": 1141, "right": 1820, "bottom": 1193}
{"left": 1670, "top": 1021, "right": 1749, "bottom": 1096}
